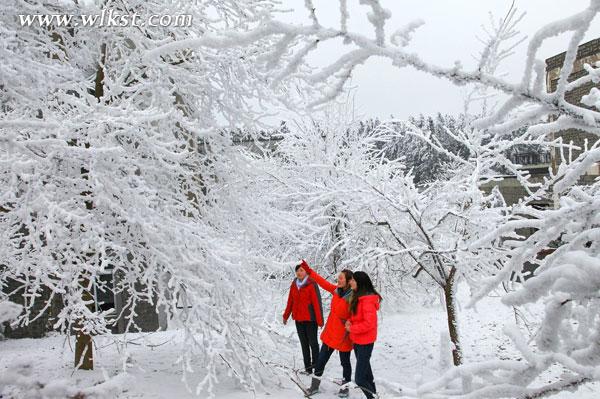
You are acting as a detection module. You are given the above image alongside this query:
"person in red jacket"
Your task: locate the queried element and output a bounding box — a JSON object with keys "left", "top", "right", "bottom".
{"left": 298, "top": 260, "right": 353, "bottom": 398}
{"left": 283, "top": 263, "right": 324, "bottom": 375}
{"left": 345, "top": 271, "right": 382, "bottom": 399}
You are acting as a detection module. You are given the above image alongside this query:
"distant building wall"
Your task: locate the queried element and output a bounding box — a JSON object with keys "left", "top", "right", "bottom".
{"left": 546, "top": 38, "right": 600, "bottom": 172}
{"left": 2, "top": 269, "right": 161, "bottom": 338}
{"left": 484, "top": 38, "right": 600, "bottom": 207}
{"left": 2, "top": 277, "right": 63, "bottom": 339}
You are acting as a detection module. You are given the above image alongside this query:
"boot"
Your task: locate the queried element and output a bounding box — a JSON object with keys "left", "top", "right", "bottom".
{"left": 307, "top": 377, "right": 321, "bottom": 395}
{"left": 337, "top": 386, "right": 349, "bottom": 398}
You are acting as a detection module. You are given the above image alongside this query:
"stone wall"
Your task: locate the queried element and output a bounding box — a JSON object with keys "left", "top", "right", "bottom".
{"left": 2, "top": 271, "right": 160, "bottom": 338}
{"left": 488, "top": 38, "right": 600, "bottom": 207}
{"left": 2, "top": 277, "right": 63, "bottom": 339}
{"left": 546, "top": 38, "right": 600, "bottom": 165}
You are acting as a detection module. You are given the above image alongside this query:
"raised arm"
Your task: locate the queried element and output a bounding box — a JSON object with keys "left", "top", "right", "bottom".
{"left": 300, "top": 260, "right": 337, "bottom": 294}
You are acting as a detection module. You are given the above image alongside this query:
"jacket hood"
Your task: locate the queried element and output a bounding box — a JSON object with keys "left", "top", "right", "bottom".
{"left": 358, "top": 294, "right": 380, "bottom": 310}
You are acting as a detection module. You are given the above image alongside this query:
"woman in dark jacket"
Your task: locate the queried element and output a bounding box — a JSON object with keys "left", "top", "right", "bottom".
{"left": 283, "top": 263, "right": 324, "bottom": 374}
{"left": 345, "top": 271, "right": 382, "bottom": 399}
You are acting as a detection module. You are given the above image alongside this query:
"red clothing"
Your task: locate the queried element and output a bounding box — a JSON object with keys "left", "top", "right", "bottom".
{"left": 349, "top": 295, "right": 380, "bottom": 345}
{"left": 303, "top": 265, "right": 353, "bottom": 352}
{"left": 283, "top": 277, "right": 324, "bottom": 327}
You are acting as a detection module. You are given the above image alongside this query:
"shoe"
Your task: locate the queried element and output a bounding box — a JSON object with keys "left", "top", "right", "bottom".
{"left": 337, "top": 386, "right": 349, "bottom": 398}
{"left": 306, "top": 377, "right": 320, "bottom": 396}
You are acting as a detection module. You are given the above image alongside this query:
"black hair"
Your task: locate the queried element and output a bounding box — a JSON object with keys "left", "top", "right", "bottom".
{"left": 295, "top": 264, "right": 303, "bottom": 272}
{"left": 349, "top": 271, "right": 382, "bottom": 314}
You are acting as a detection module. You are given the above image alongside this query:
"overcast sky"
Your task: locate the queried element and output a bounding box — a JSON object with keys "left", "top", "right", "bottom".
{"left": 276, "top": 0, "right": 600, "bottom": 121}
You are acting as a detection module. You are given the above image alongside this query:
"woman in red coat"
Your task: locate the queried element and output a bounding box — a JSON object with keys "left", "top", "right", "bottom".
{"left": 299, "top": 260, "right": 354, "bottom": 398}
{"left": 283, "top": 263, "right": 324, "bottom": 375}
{"left": 345, "top": 271, "right": 381, "bottom": 399}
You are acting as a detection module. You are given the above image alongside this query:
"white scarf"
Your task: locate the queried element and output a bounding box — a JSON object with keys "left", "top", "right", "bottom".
{"left": 295, "top": 276, "right": 309, "bottom": 289}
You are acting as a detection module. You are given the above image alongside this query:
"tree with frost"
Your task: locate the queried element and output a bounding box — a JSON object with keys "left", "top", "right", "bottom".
{"left": 259, "top": 3, "right": 530, "bottom": 369}
{"left": 3, "top": 0, "right": 600, "bottom": 396}
{"left": 252, "top": 101, "right": 508, "bottom": 368}
{"left": 150, "top": 0, "right": 600, "bottom": 395}
{"left": 416, "top": 2, "right": 600, "bottom": 397}
{"left": 245, "top": 104, "right": 383, "bottom": 274}
{"left": 380, "top": 114, "right": 470, "bottom": 184}
{"left": 0, "top": 0, "right": 303, "bottom": 396}
{"left": 236, "top": 0, "right": 597, "bottom": 396}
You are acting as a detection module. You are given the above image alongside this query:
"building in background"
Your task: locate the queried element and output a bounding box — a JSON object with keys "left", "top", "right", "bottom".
{"left": 484, "top": 37, "right": 600, "bottom": 207}
{"left": 546, "top": 37, "right": 600, "bottom": 177}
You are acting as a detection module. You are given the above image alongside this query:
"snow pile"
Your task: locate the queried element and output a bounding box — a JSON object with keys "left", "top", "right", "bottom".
{"left": 0, "top": 301, "right": 21, "bottom": 327}
{"left": 582, "top": 86, "right": 600, "bottom": 110}
{"left": 0, "top": 363, "right": 130, "bottom": 399}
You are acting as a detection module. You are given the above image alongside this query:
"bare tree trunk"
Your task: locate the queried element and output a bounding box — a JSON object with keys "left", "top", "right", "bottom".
{"left": 74, "top": 45, "right": 105, "bottom": 370}
{"left": 74, "top": 273, "right": 94, "bottom": 369}
{"left": 444, "top": 267, "right": 462, "bottom": 366}
{"left": 329, "top": 206, "right": 345, "bottom": 273}
{"left": 74, "top": 325, "right": 94, "bottom": 369}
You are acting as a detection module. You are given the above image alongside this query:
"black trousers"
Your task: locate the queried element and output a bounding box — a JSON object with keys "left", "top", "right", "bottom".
{"left": 314, "top": 343, "right": 352, "bottom": 383}
{"left": 295, "top": 321, "right": 319, "bottom": 373}
{"left": 354, "top": 343, "right": 376, "bottom": 399}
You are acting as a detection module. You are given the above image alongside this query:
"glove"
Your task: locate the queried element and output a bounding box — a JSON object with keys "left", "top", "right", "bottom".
{"left": 300, "top": 259, "right": 312, "bottom": 274}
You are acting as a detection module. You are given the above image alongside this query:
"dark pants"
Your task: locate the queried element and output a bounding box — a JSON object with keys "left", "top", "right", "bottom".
{"left": 295, "top": 321, "right": 319, "bottom": 373}
{"left": 354, "top": 343, "right": 376, "bottom": 399}
{"left": 314, "top": 343, "right": 352, "bottom": 383}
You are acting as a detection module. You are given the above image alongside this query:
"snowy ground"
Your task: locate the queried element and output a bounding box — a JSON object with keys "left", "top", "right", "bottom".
{"left": 1, "top": 286, "right": 598, "bottom": 398}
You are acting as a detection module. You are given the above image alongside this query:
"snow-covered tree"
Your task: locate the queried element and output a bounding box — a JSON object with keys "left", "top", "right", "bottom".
{"left": 247, "top": 104, "right": 378, "bottom": 272}
{"left": 250, "top": 100, "right": 507, "bottom": 369}
{"left": 150, "top": 0, "right": 600, "bottom": 394}
{"left": 3, "top": 0, "right": 600, "bottom": 397}
{"left": 258, "top": 1, "right": 600, "bottom": 397}
{"left": 1, "top": 0, "right": 300, "bottom": 395}
{"left": 380, "top": 114, "right": 469, "bottom": 184}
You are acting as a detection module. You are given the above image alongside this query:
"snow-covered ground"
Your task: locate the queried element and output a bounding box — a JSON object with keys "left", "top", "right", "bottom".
{"left": 1, "top": 286, "right": 598, "bottom": 398}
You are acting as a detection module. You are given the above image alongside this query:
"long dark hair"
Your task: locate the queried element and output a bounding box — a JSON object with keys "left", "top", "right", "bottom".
{"left": 349, "top": 271, "right": 382, "bottom": 314}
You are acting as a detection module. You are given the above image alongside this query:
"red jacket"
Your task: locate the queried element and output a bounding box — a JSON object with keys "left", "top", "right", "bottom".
{"left": 283, "top": 277, "right": 324, "bottom": 326}
{"left": 349, "top": 295, "right": 380, "bottom": 345}
{"left": 303, "top": 263, "right": 353, "bottom": 352}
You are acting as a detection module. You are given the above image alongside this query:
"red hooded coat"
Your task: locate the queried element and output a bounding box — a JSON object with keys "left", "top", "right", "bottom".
{"left": 283, "top": 277, "right": 324, "bottom": 327}
{"left": 348, "top": 294, "right": 380, "bottom": 345}
{"left": 302, "top": 262, "right": 353, "bottom": 352}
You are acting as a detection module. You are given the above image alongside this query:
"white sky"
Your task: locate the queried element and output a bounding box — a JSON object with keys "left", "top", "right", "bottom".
{"left": 276, "top": 0, "right": 600, "bottom": 120}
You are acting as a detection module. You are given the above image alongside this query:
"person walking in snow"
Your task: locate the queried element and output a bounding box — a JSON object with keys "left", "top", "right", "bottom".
{"left": 345, "top": 271, "right": 382, "bottom": 399}
{"left": 298, "top": 260, "right": 354, "bottom": 398}
{"left": 283, "top": 262, "right": 324, "bottom": 375}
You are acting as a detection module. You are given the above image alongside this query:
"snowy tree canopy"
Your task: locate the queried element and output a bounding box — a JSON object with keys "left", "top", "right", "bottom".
{"left": 1, "top": 0, "right": 307, "bottom": 395}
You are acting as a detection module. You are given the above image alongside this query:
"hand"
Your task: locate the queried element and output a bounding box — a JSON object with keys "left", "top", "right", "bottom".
{"left": 300, "top": 259, "right": 312, "bottom": 274}
{"left": 283, "top": 317, "right": 287, "bottom": 325}
{"left": 345, "top": 320, "right": 351, "bottom": 332}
